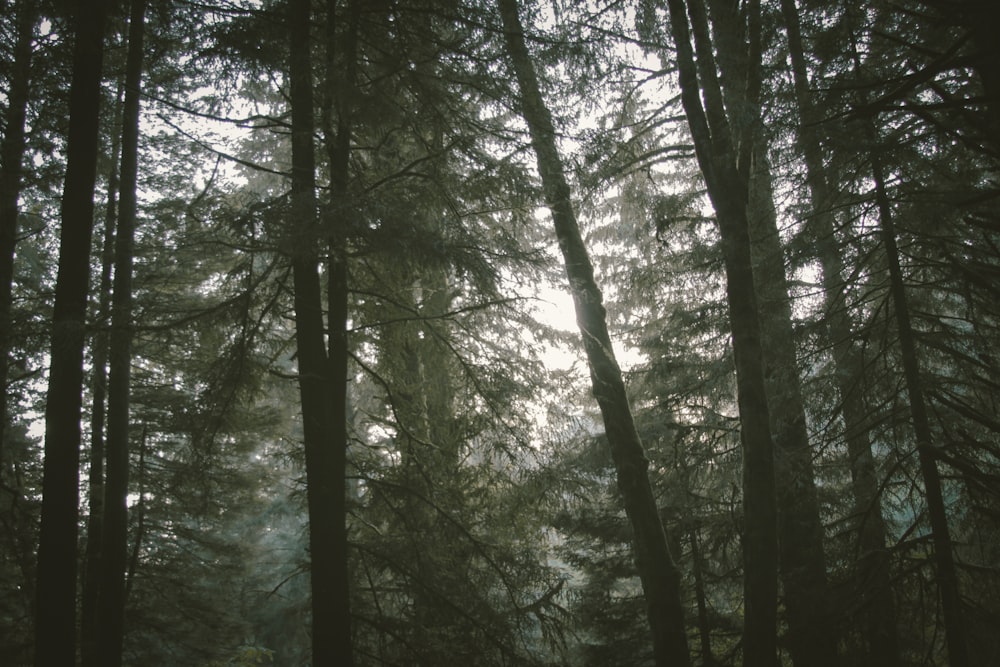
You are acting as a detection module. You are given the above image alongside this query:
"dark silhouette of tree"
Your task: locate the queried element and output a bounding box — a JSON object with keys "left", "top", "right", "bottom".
{"left": 499, "top": 1, "right": 691, "bottom": 664}
{"left": 287, "top": 0, "right": 354, "bottom": 662}
{"left": 662, "top": 0, "right": 778, "bottom": 663}
{"left": 33, "top": 1, "right": 110, "bottom": 664}
{"left": 93, "top": 1, "right": 146, "bottom": 664}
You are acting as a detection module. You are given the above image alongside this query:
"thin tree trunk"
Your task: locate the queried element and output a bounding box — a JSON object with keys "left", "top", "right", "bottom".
{"left": 0, "top": 0, "right": 36, "bottom": 471}
{"left": 499, "top": 2, "right": 691, "bottom": 665}
{"left": 778, "top": 2, "right": 900, "bottom": 663}
{"left": 0, "top": 0, "right": 39, "bottom": 630}
{"left": 124, "top": 426, "right": 147, "bottom": 603}
{"left": 321, "top": 0, "right": 359, "bottom": 660}
{"left": 96, "top": 1, "right": 146, "bottom": 664}
{"left": 690, "top": 527, "right": 715, "bottom": 667}
{"left": 288, "top": 0, "right": 354, "bottom": 663}
{"left": 81, "top": 78, "right": 125, "bottom": 667}
{"left": 663, "top": 0, "right": 778, "bottom": 664}
{"left": 869, "top": 133, "right": 969, "bottom": 667}
{"left": 33, "top": 1, "right": 109, "bottom": 664}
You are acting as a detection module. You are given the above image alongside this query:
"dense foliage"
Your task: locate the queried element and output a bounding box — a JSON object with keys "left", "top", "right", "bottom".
{"left": 1, "top": 0, "right": 998, "bottom": 665}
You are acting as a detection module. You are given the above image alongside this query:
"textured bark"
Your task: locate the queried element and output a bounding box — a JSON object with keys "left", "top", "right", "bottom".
{"left": 778, "top": 2, "right": 900, "bottom": 663}
{"left": 499, "top": 2, "right": 691, "bottom": 664}
{"left": 33, "top": 1, "right": 109, "bottom": 664}
{"left": 664, "top": 0, "right": 778, "bottom": 664}
{"left": 0, "top": 0, "right": 35, "bottom": 470}
{"left": 96, "top": 2, "right": 146, "bottom": 664}
{"left": 289, "top": 0, "right": 354, "bottom": 663}
{"left": 744, "top": 157, "right": 837, "bottom": 667}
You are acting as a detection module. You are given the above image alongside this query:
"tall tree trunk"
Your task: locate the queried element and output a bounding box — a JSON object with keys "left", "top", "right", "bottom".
{"left": 868, "top": 132, "right": 970, "bottom": 667}
{"left": 663, "top": 0, "right": 778, "bottom": 664}
{"left": 96, "top": 2, "right": 146, "bottom": 664}
{"left": 288, "top": 0, "right": 354, "bottom": 663}
{"left": 321, "top": 0, "right": 359, "bottom": 660}
{"left": 0, "top": 0, "right": 36, "bottom": 472}
{"left": 0, "top": 0, "right": 39, "bottom": 628}
{"left": 499, "top": 2, "right": 691, "bottom": 665}
{"left": 81, "top": 78, "right": 126, "bottom": 667}
{"left": 778, "top": 2, "right": 900, "bottom": 663}
{"left": 703, "top": 3, "right": 837, "bottom": 662}
{"left": 746, "top": 157, "right": 837, "bottom": 667}
{"left": 33, "top": 1, "right": 109, "bottom": 664}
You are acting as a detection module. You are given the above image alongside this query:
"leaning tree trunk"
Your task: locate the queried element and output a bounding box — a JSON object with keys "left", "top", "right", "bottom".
{"left": 498, "top": 2, "right": 691, "bottom": 665}
{"left": 664, "top": 0, "right": 778, "bottom": 664}
{"left": 95, "top": 1, "right": 146, "bottom": 664}
{"left": 33, "top": 1, "right": 110, "bottom": 664}
{"left": 288, "top": 0, "right": 354, "bottom": 664}
{"left": 868, "top": 133, "right": 970, "bottom": 667}
{"left": 779, "top": 1, "right": 900, "bottom": 663}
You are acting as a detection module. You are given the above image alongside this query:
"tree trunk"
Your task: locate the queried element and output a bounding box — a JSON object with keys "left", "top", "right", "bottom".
{"left": 81, "top": 78, "right": 126, "bottom": 667}
{"left": 0, "top": 0, "right": 39, "bottom": 633}
{"left": 663, "top": 0, "right": 778, "bottom": 664}
{"left": 33, "top": 1, "right": 109, "bottom": 664}
{"left": 288, "top": 0, "right": 354, "bottom": 663}
{"left": 702, "top": 3, "right": 837, "bottom": 661}
{"left": 868, "top": 134, "right": 970, "bottom": 667}
{"left": 0, "top": 0, "right": 36, "bottom": 472}
{"left": 690, "top": 527, "right": 715, "bottom": 667}
{"left": 96, "top": 2, "right": 146, "bottom": 664}
{"left": 499, "top": 2, "right": 691, "bottom": 665}
{"left": 746, "top": 156, "right": 837, "bottom": 667}
{"left": 322, "top": 0, "right": 359, "bottom": 660}
{"left": 778, "top": 2, "right": 900, "bottom": 663}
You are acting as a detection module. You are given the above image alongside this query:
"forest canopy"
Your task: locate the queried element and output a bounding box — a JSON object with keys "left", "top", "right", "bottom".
{"left": 1, "top": 0, "right": 998, "bottom": 665}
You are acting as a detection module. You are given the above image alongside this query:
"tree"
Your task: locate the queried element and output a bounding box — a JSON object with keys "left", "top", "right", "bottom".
{"left": 0, "top": 0, "right": 35, "bottom": 470}
{"left": 499, "top": 1, "right": 691, "bottom": 665}
{"left": 660, "top": 0, "right": 779, "bottom": 662}
{"left": 94, "top": 1, "right": 147, "bottom": 664}
{"left": 286, "top": 0, "right": 353, "bottom": 662}
{"left": 777, "top": 1, "right": 900, "bottom": 663}
{"left": 33, "top": 1, "right": 109, "bottom": 663}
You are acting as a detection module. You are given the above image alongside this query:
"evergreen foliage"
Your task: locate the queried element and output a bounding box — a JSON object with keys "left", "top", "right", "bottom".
{"left": 0, "top": 0, "right": 997, "bottom": 665}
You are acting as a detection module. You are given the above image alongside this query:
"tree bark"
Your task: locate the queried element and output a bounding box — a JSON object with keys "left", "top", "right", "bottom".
{"left": 96, "top": 1, "right": 146, "bottom": 664}
{"left": 289, "top": 0, "right": 354, "bottom": 663}
{"left": 499, "top": 2, "right": 691, "bottom": 665}
{"left": 778, "top": 2, "right": 900, "bottom": 663}
{"left": 33, "top": 1, "right": 109, "bottom": 664}
{"left": 663, "top": 0, "right": 778, "bottom": 664}
{"left": 746, "top": 156, "right": 837, "bottom": 667}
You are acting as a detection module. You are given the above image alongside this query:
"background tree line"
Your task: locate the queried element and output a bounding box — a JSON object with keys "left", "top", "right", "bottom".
{"left": 1, "top": 0, "right": 997, "bottom": 665}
